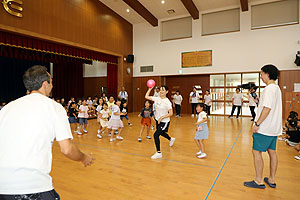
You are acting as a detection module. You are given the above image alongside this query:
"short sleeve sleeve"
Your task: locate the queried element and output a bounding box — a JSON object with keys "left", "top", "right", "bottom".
{"left": 167, "top": 100, "right": 172, "bottom": 110}
{"left": 54, "top": 106, "right": 73, "bottom": 141}
{"left": 151, "top": 97, "right": 158, "bottom": 102}
{"left": 261, "top": 87, "right": 274, "bottom": 109}
{"left": 201, "top": 112, "right": 207, "bottom": 119}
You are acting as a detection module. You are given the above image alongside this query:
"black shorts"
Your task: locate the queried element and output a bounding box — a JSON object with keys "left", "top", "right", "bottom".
{"left": 0, "top": 189, "right": 60, "bottom": 200}
{"left": 156, "top": 120, "right": 170, "bottom": 132}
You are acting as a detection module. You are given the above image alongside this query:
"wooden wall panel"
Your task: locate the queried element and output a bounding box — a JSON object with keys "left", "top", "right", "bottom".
{"left": 166, "top": 75, "right": 210, "bottom": 114}
{"left": 83, "top": 77, "right": 107, "bottom": 98}
{"left": 279, "top": 70, "right": 300, "bottom": 118}
{"left": 0, "top": 0, "right": 133, "bottom": 56}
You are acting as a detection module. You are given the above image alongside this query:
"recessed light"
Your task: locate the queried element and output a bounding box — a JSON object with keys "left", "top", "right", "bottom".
{"left": 161, "top": 0, "right": 165, "bottom": 4}
{"left": 126, "top": 8, "right": 130, "bottom": 13}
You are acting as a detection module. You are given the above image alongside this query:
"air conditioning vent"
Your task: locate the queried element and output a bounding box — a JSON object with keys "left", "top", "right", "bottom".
{"left": 140, "top": 65, "right": 154, "bottom": 72}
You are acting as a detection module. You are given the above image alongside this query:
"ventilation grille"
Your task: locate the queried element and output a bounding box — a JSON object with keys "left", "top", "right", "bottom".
{"left": 140, "top": 65, "right": 154, "bottom": 72}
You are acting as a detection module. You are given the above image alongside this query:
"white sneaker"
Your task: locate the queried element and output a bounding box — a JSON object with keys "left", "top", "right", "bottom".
{"left": 294, "top": 155, "right": 300, "bottom": 160}
{"left": 77, "top": 131, "right": 82, "bottom": 135}
{"left": 191, "top": 114, "right": 194, "bottom": 118}
{"left": 97, "top": 134, "right": 102, "bottom": 139}
{"left": 74, "top": 130, "right": 78, "bottom": 133}
{"left": 196, "top": 151, "right": 202, "bottom": 155}
{"left": 83, "top": 129, "right": 88, "bottom": 133}
{"left": 109, "top": 138, "right": 116, "bottom": 142}
{"left": 151, "top": 126, "right": 155, "bottom": 130}
{"left": 169, "top": 137, "right": 176, "bottom": 147}
{"left": 116, "top": 135, "right": 124, "bottom": 140}
{"left": 97, "top": 129, "right": 100, "bottom": 134}
{"left": 108, "top": 133, "right": 111, "bottom": 137}
{"left": 197, "top": 153, "right": 207, "bottom": 159}
{"left": 138, "top": 137, "right": 142, "bottom": 142}
{"left": 146, "top": 136, "right": 151, "bottom": 139}
{"left": 151, "top": 152, "right": 162, "bottom": 159}
{"left": 278, "top": 137, "right": 286, "bottom": 141}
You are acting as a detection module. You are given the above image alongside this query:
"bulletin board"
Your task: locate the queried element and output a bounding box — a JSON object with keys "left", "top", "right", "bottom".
{"left": 182, "top": 50, "right": 212, "bottom": 68}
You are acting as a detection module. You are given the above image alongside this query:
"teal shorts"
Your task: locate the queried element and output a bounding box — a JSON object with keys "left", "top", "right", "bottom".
{"left": 252, "top": 133, "right": 277, "bottom": 152}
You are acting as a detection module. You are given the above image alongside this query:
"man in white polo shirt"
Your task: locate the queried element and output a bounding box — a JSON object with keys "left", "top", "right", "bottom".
{"left": 229, "top": 88, "right": 243, "bottom": 118}
{"left": 118, "top": 86, "right": 128, "bottom": 103}
{"left": 244, "top": 64, "right": 282, "bottom": 189}
{"left": 0, "top": 65, "right": 94, "bottom": 199}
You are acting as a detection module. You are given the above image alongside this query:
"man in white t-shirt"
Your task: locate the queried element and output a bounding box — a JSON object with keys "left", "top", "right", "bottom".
{"left": 0, "top": 66, "right": 94, "bottom": 199}
{"left": 118, "top": 86, "right": 128, "bottom": 103}
{"left": 189, "top": 87, "right": 200, "bottom": 118}
{"left": 145, "top": 85, "right": 175, "bottom": 159}
{"left": 244, "top": 64, "right": 282, "bottom": 189}
{"left": 228, "top": 88, "right": 243, "bottom": 118}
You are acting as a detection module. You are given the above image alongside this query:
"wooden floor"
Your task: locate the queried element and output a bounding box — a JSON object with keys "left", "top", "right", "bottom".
{"left": 51, "top": 114, "right": 300, "bottom": 200}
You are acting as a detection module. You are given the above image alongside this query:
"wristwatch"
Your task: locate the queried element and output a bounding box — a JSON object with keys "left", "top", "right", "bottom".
{"left": 255, "top": 122, "right": 260, "bottom": 127}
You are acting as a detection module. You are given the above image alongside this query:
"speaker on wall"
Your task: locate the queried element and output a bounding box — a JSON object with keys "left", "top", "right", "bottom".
{"left": 127, "top": 54, "right": 134, "bottom": 63}
{"left": 295, "top": 52, "right": 300, "bottom": 66}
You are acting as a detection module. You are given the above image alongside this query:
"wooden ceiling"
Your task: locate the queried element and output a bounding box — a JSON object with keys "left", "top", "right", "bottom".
{"left": 99, "top": 0, "right": 273, "bottom": 26}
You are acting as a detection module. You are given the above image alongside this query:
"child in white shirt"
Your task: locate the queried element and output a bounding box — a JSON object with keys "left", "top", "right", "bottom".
{"left": 107, "top": 98, "right": 125, "bottom": 142}
{"left": 78, "top": 99, "right": 89, "bottom": 135}
{"left": 97, "top": 103, "right": 110, "bottom": 139}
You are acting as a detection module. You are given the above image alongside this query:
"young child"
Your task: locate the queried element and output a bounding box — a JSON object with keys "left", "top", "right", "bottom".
{"left": 101, "top": 93, "right": 108, "bottom": 102}
{"left": 87, "top": 96, "right": 93, "bottom": 107}
{"left": 107, "top": 98, "right": 125, "bottom": 142}
{"left": 68, "top": 102, "right": 79, "bottom": 133}
{"left": 77, "top": 99, "right": 89, "bottom": 135}
{"left": 120, "top": 101, "right": 133, "bottom": 126}
{"left": 96, "top": 98, "right": 104, "bottom": 134}
{"left": 97, "top": 103, "right": 110, "bottom": 139}
{"left": 68, "top": 97, "right": 75, "bottom": 108}
{"left": 138, "top": 100, "right": 153, "bottom": 142}
{"left": 194, "top": 103, "right": 209, "bottom": 159}
{"left": 107, "top": 95, "right": 115, "bottom": 117}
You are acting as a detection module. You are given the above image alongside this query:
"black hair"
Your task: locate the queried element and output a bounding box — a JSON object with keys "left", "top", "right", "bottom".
{"left": 23, "top": 65, "right": 50, "bottom": 92}
{"left": 115, "top": 98, "right": 122, "bottom": 102}
{"left": 98, "top": 98, "right": 104, "bottom": 105}
{"left": 161, "top": 85, "right": 169, "bottom": 91}
{"left": 261, "top": 64, "right": 279, "bottom": 81}
{"left": 103, "top": 102, "right": 108, "bottom": 107}
{"left": 108, "top": 94, "right": 115, "bottom": 100}
{"left": 196, "top": 103, "right": 205, "bottom": 108}
{"left": 206, "top": 90, "right": 210, "bottom": 94}
{"left": 71, "top": 97, "right": 74, "bottom": 99}
{"left": 144, "top": 100, "right": 152, "bottom": 107}
{"left": 176, "top": 90, "right": 180, "bottom": 94}
{"left": 236, "top": 88, "right": 240, "bottom": 91}
{"left": 70, "top": 102, "right": 76, "bottom": 107}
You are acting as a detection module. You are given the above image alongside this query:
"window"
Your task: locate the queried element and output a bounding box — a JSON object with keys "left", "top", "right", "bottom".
{"left": 202, "top": 8, "right": 240, "bottom": 36}
{"left": 210, "top": 74, "right": 224, "bottom": 87}
{"left": 226, "top": 74, "right": 241, "bottom": 87}
{"left": 251, "top": 0, "right": 299, "bottom": 29}
{"left": 161, "top": 17, "right": 192, "bottom": 41}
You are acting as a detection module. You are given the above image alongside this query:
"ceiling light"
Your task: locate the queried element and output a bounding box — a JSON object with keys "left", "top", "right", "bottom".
{"left": 161, "top": 0, "right": 165, "bottom": 4}
{"left": 126, "top": 8, "right": 130, "bottom": 13}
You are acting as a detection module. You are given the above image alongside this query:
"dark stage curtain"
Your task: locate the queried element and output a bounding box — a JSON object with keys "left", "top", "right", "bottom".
{"left": 0, "top": 56, "right": 49, "bottom": 103}
{"left": 52, "top": 62, "right": 83, "bottom": 101}
{"left": 107, "top": 63, "right": 118, "bottom": 98}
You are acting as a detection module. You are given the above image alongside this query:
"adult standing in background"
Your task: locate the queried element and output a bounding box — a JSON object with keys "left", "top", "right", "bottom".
{"left": 228, "top": 88, "right": 243, "bottom": 119}
{"left": 0, "top": 65, "right": 94, "bottom": 199}
{"left": 172, "top": 90, "right": 183, "bottom": 118}
{"left": 248, "top": 87, "right": 259, "bottom": 121}
{"left": 204, "top": 90, "right": 212, "bottom": 116}
{"left": 244, "top": 64, "right": 282, "bottom": 189}
{"left": 153, "top": 86, "right": 160, "bottom": 97}
{"left": 189, "top": 87, "right": 200, "bottom": 118}
{"left": 118, "top": 86, "right": 128, "bottom": 103}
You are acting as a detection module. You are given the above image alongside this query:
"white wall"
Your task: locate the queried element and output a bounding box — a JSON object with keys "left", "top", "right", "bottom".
{"left": 133, "top": 2, "right": 300, "bottom": 77}
{"left": 83, "top": 61, "right": 107, "bottom": 77}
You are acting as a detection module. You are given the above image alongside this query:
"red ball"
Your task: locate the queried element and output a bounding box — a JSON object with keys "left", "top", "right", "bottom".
{"left": 147, "top": 79, "right": 155, "bottom": 88}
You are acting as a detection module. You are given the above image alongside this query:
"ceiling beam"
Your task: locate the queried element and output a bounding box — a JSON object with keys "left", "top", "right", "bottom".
{"left": 240, "top": 0, "right": 249, "bottom": 12}
{"left": 180, "top": 0, "right": 199, "bottom": 20}
{"left": 122, "top": 0, "right": 158, "bottom": 27}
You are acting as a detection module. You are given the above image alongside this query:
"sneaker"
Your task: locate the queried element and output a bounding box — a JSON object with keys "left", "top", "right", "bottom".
{"left": 191, "top": 114, "right": 194, "bottom": 118}
{"left": 108, "top": 133, "right": 111, "bottom": 137}
{"left": 77, "top": 131, "right": 83, "bottom": 135}
{"left": 151, "top": 126, "right": 155, "bottom": 130}
{"left": 228, "top": 116, "right": 233, "bottom": 118}
{"left": 294, "top": 155, "right": 300, "bottom": 160}
{"left": 115, "top": 130, "right": 118, "bottom": 134}
{"left": 97, "top": 134, "right": 102, "bottom": 139}
{"left": 97, "top": 129, "right": 100, "bottom": 134}
{"left": 138, "top": 137, "right": 142, "bottom": 142}
{"left": 178, "top": 115, "right": 181, "bottom": 118}
{"left": 151, "top": 152, "right": 162, "bottom": 159}
{"left": 146, "top": 136, "right": 151, "bottom": 139}
{"left": 109, "top": 138, "right": 116, "bottom": 142}
{"left": 83, "top": 129, "right": 88, "bottom": 133}
{"left": 128, "top": 123, "right": 133, "bottom": 127}
{"left": 116, "top": 135, "right": 124, "bottom": 140}
{"left": 175, "top": 115, "right": 178, "bottom": 118}
{"left": 169, "top": 137, "right": 176, "bottom": 147}
{"left": 197, "top": 153, "right": 207, "bottom": 159}
{"left": 195, "top": 151, "right": 202, "bottom": 155}
{"left": 278, "top": 137, "right": 286, "bottom": 141}
{"left": 74, "top": 130, "right": 78, "bottom": 133}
